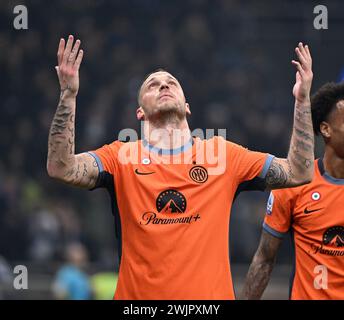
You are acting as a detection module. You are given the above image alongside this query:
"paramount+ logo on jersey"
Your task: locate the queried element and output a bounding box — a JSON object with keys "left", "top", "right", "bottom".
{"left": 139, "top": 189, "right": 201, "bottom": 226}
{"left": 311, "top": 226, "right": 344, "bottom": 256}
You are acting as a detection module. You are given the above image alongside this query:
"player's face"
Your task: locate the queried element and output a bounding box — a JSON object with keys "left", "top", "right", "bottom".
{"left": 137, "top": 71, "right": 190, "bottom": 121}
{"left": 325, "top": 100, "right": 344, "bottom": 157}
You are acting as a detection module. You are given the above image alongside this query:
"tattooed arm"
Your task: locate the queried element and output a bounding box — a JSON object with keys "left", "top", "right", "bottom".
{"left": 47, "top": 35, "right": 99, "bottom": 189}
{"left": 241, "top": 230, "right": 282, "bottom": 299}
{"left": 264, "top": 42, "right": 314, "bottom": 190}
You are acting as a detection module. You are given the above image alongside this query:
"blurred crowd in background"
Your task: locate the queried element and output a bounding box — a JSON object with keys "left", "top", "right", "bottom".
{"left": 1, "top": 0, "right": 344, "bottom": 299}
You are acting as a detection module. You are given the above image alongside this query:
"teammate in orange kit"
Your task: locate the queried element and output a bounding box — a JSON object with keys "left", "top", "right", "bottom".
{"left": 242, "top": 82, "right": 344, "bottom": 300}
{"left": 47, "top": 35, "right": 314, "bottom": 299}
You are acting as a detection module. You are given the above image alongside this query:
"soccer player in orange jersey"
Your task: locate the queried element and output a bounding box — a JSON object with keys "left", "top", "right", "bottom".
{"left": 242, "top": 82, "right": 344, "bottom": 300}
{"left": 47, "top": 35, "right": 314, "bottom": 299}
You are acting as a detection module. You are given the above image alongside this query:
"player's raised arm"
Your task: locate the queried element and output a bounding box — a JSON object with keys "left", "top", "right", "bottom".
{"left": 47, "top": 35, "right": 99, "bottom": 189}
{"left": 240, "top": 230, "right": 282, "bottom": 300}
{"left": 264, "top": 42, "right": 314, "bottom": 189}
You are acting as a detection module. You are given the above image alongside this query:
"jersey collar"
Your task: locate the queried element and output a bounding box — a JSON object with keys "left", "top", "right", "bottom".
{"left": 142, "top": 136, "right": 194, "bottom": 155}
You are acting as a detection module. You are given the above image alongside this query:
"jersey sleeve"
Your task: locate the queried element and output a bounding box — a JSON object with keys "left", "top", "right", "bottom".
{"left": 227, "top": 141, "right": 275, "bottom": 184}
{"left": 87, "top": 140, "right": 122, "bottom": 189}
{"left": 263, "top": 189, "right": 295, "bottom": 238}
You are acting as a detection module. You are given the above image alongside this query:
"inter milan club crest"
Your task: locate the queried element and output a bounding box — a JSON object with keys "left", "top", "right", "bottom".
{"left": 189, "top": 166, "right": 208, "bottom": 183}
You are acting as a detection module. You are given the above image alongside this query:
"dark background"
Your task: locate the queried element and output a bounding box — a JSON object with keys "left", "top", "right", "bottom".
{"left": 0, "top": 0, "right": 343, "bottom": 299}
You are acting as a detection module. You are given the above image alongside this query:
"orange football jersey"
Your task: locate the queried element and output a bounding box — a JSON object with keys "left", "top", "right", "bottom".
{"left": 264, "top": 159, "right": 344, "bottom": 300}
{"left": 89, "top": 136, "right": 273, "bottom": 299}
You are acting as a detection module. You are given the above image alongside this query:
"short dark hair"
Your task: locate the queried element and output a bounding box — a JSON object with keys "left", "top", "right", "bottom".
{"left": 142, "top": 68, "right": 170, "bottom": 83}
{"left": 311, "top": 82, "right": 344, "bottom": 135}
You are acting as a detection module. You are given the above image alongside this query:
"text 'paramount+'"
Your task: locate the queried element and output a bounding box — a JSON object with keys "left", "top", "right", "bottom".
{"left": 140, "top": 212, "right": 201, "bottom": 225}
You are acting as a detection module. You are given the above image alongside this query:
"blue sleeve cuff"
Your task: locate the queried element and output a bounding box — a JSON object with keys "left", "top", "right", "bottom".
{"left": 258, "top": 154, "right": 275, "bottom": 178}
{"left": 87, "top": 152, "right": 104, "bottom": 172}
{"left": 262, "top": 222, "right": 286, "bottom": 239}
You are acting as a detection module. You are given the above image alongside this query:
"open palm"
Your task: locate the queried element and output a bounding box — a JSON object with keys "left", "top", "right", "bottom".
{"left": 291, "top": 43, "right": 313, "bottom": 104}
{"left": 55, "top": 35, "right": 84, "bottom": 96}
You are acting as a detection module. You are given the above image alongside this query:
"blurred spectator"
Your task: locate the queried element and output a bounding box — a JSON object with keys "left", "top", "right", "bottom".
{"left": 52, "top": 242, "right": 92, "bottom": 300}
{"left": 28, "top": 207, "right": 60, "bottom": 262}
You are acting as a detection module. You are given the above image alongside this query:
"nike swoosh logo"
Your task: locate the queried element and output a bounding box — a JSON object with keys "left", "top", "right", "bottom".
{"left": 135, "top": 169, "right": 155, "bottom": 175}
{"left": 304, "top": 207, "right": 324, "bottom": 214}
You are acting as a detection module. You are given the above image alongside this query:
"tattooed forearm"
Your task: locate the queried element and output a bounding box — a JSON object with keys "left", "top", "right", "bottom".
{"left": 265, "top": 103, "right": 314, "bottom": 189}
{"left": 47, "top": 93, "right": 99, "bottom": 189}
{"left": 241, "top": 231, "right": 282, "bottom": 300}
{"left": 288, "top": 103, "right": 314, "bottom": 176}
{"left": 241, "top": 258, "right": 275, "bottom": 300}
{"left": 47, "top": 94, "right": 76, "bottom": 168}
